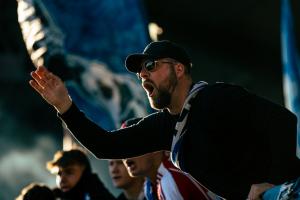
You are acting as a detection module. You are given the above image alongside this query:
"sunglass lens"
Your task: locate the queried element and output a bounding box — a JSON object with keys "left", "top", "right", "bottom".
{"left": 144, "top": 60, "right": 155, "bottom": 71}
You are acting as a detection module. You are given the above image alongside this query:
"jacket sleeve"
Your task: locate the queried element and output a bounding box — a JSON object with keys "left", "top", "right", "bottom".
{"left": 58, "top": 103, "right": 174, "bottom": 159}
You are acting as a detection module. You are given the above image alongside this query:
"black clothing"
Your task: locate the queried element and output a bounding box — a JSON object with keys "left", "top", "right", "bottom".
{"left": 60, "top": 83, "right": 300, "bottom": 199}
{"left": 116, "top": 193, "right": 146, "bottom": 200}
{"left": 116, "top": 193, "right": 128, "bottom": 200}
{"left": 53, "top": 170, "right": 115, "bottom": 200}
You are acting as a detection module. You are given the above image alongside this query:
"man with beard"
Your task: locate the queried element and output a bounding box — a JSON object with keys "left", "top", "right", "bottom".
{"left": 30, "top": 40, "right": 300, "bottom": 199}
{"left": 47, "top": 148, "right": 115, "bottom": 200}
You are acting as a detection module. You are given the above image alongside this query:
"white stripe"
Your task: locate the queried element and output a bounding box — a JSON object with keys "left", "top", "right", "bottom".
{"left": 158, "top": 163, "right": 184, "bottom": 200}
{"left": 171, "top": 81, "right": 208, "bottom": 168}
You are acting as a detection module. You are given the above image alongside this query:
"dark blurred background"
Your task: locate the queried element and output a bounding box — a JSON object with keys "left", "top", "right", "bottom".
{"left": 0, "top": 0, "right": 299, "bottom": 199}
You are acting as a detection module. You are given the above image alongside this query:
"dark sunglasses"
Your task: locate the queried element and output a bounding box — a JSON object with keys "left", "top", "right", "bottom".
{"left": 137, "top": 59, "right": 176, "bottom": 78}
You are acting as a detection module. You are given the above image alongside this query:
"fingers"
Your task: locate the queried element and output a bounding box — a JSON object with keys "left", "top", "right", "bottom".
{"left": 35, "top": 66, "right": 54, "bottom": 81}
{"left": 29, "top": 66, "right": 71, "bottom": 112}
{"left": 29, "top": 79, "right": 45, "bottom": 96}
{"left": 247, "top": 183, "right": 274, "bottom": 200}
{"left": 35, "top": 66, "right": 50, "bottom": 79}
{"left": 48, "top": 71, "right": 61, "bottom": 84}
{"left": 30, "top": 67, "right": 57, "bottom": 97}
{"left": 248, "top": 184, "right": 261, "bottom": 200}
{"left": 31, "top": 66, "right": 62, "bottom": 88}
{"left": 36, "top": 66, "right": 48, "bottom": 75}
{"left": 31, "top": 71, "right": 46, "bottom": 88}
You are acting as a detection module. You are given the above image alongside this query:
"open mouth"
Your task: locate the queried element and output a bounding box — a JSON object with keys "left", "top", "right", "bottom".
{"left": 142, "top": 81, "right": 155, "bottom": 97}
{"left": 60, "top": 185, "right": 70, "bottom": 192}
{"left": 112, "top": 175, "right": 121, "bottom": 181}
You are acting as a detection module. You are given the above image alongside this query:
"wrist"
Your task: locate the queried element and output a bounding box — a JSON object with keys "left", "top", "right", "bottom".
{"left": 55, "top": 96, "right": 72, "bottom": 114}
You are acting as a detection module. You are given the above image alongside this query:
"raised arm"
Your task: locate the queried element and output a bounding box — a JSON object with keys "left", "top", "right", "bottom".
{"left": 29, "top": 66, "right": 174, "bottom": 159}
{"left": 29, "top": 66, "right": 72, "bottom": 114}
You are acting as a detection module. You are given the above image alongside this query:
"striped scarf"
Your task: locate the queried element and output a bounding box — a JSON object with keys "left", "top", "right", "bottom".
{"left": 171, "top": 81, "right": 208, "bottom": 169}
{"left": 145, "top": 177, "right": 156, "bottom": 200}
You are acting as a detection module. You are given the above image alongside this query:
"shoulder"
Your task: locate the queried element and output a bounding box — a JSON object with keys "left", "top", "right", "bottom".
{"left": 116, "top": 193, "right": 127, "bottom": 200}
{"left": 191, "top": 82, "right": 252, "bottom": 108}
{"left": 84, "top": 173, "right": 102, "bottom": 183}
{"left": 141, "top": 110, "right": 176, "bottom": 128}
{"left": 158, "top": 160, "right": 213, "bottom": 199}
{"left": 52, "top": 187, "right": 63, "bottom": 198}
{"left": 158, "top": 160, "right": 197, "bottom": 188}
{"left": 199, "top": 82, "right": 250, "bottom": 97}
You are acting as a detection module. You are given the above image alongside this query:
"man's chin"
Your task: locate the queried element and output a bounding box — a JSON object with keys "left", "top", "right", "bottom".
{"left": 150, "top": 103, "right": 165, "bottom": 110}
{"left": 129, "top": 171, "right": 140, "bottom": 177}
{"left": 61, "top": 187, "right": 70, "bottom": 192}
{"left": 149, "top": 100, "right": 160, "bottom": 110}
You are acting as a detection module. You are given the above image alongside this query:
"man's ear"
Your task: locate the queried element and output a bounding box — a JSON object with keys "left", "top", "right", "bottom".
{"left": 175, "top": 63, "right": 185, "bottom": 78}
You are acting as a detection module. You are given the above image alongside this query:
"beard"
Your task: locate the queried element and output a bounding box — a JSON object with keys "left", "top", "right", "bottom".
{"left": 149, "top": 67, "right": 178, "bottom": 109}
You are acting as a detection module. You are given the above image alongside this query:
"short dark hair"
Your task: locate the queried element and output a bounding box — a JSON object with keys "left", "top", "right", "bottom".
{"left": 16, "top": 183, "right": 55, "bottom": 200}
{"left": 46, "top": 148, "right": 91, "bottom": 173}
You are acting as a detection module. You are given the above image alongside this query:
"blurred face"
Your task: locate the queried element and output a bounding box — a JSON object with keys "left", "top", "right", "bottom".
{"left": 123, "top": 153, "right": 158, "bottom": 177}
{"left": 55, "top": 164, "right": 85, "bottom": 192}
{"left": 139, "top": 59, "right": 178, "bottom": 110}
{"left": 108, "top": 159, "right": 139, "bottom": 189}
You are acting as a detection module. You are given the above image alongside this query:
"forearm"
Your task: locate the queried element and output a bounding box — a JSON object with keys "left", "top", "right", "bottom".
{"left": 58, "top": 103, "right": 115, "bottom": 158}
{"left": 58, "top": 103, "right": 172, "bottom": 159}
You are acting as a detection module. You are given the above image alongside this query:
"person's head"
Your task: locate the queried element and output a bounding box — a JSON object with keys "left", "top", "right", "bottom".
{"left": 108, "top": 118, "right": 145, "bottom": 190}
{"left": 122, "top": 151, "right": 165, "bottom": 179}
{"left": 121, "top": 117, "right": 166, "bottom": 180}
{"left": 125, "top": 40, "right": 193, "bottom": 111}
{"left": 108, "top": 118, "right": 144, "bottom": 190}
{"left": 16, "top": 183, "right": 55, "bottom": 200}
{"left": 108, "top": 159, "right": 144, "bottom": 190}
{"left": 46, "top": 148, "right": 91, "bottom": 192}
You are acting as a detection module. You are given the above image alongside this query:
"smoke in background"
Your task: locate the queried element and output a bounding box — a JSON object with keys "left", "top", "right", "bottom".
{"left": 0, "top": 136, "right": 59, "bottom": 200}
{"left": 0, "top": 94, "right": 61, "bottom": 200}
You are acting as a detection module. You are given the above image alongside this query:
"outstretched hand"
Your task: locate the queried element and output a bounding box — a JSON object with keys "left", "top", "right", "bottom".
{"left": 29, "top": 66, "right": 72, "bottom": 114}
{"left": 247, "top": 183, "right": 274, "bottom": 200}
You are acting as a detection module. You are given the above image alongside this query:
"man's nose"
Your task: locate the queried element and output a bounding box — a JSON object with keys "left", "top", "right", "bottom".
{"left": 59, "top": 174, "right": 67, "bottom": 181}
{"left": 111, "top": 166, "right": 119, "bottom": 174}
{"left": 139, "top": 67, "right": 149, "bottom": 79}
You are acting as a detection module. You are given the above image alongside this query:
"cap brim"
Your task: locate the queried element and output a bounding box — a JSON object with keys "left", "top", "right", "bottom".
{"left": 125, "top": 54, "right": 153, "bottom": 73}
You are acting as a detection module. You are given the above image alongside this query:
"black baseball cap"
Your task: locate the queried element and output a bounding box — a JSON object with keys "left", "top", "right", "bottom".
{"left": 125, "top": 40, "right": 192, "bottom": 73}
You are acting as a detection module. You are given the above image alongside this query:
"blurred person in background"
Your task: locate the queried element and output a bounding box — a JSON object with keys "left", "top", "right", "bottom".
{"left": 124, "top": 151, "right": 224, "bottom": 200}
{"left": 47, "top": 148, "right": 115, "bottom": 200}
{"left": 16, "top": 183, "right": 55, "bottom": 200}
{"left": 108, "top": 159, "right": 145, "bottom": 200}
{"left": 122, "top": 117, "right": 224, "bottom": 200}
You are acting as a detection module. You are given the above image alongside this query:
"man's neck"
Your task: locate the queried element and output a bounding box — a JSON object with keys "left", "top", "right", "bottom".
{"left": 148, "top": 156, "right": 165, "bottom": 184}
{"left": 148, "top": 166, "right": 160, "bottom": 184}
{"left": 124, "top": 181, "right": 144, "bottom": 200}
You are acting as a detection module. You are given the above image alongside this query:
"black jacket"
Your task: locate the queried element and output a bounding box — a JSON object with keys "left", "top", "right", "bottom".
{"left": 53, "top": 170, "right": 115, "bottom": 200}
{"left": 116, "top": 193, "right": 146, "bottom": 200}
{"left": 60, "top": 83, "right": 300, "bottom": 199}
